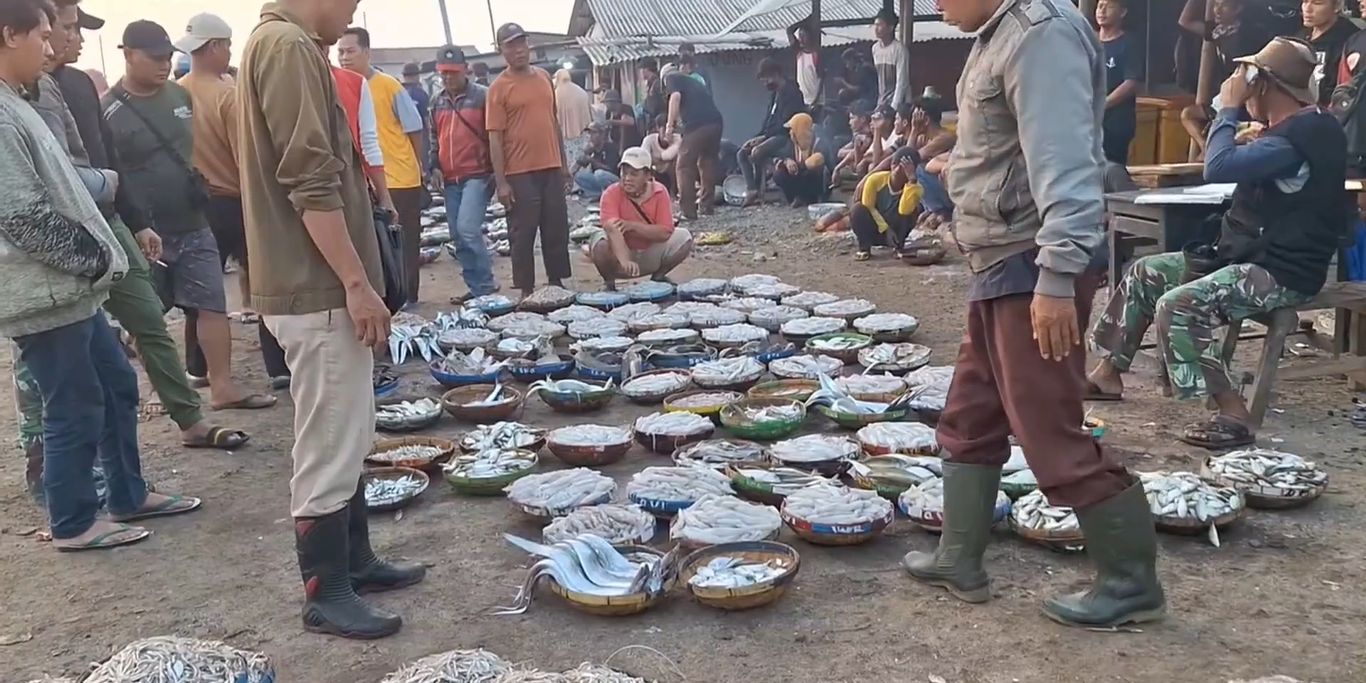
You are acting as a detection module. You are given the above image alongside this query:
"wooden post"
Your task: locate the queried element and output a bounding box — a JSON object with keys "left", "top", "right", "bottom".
{"left": 1191, "top": 0, "right": 1217, "bottom": 160}
{"left": 812, "top": 0, "right": 822, "bottom": 49}
{"left": 900, "top": 0, "right": 913, "bottom": 101}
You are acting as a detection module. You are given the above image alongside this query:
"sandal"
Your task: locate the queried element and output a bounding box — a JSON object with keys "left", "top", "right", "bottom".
{"left": 111, "top": 494, "right": 203, "bottom": 523}
{"left": 182, "top": 426, "right": 250, "bottom": 450}
{"left": 1179, "top": 415, "right": 1255, "bottom": 450}
{"left": 901, "top": 246, "right": 947, "bottom": 266}
{"left": 1084, "top": 382, "right": 1124, "bottom": 402}
{"left": 55, "top": 522, "right": 152, "bottom": 552}
{"left": 854, "top": 251, "right": 871, "bottom": 262}
{"left": 212, "top": 393, "right": 277, "bottom": 410}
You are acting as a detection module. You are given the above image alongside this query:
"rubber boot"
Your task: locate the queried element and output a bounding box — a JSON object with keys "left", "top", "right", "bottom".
{"left": 347, "top": 480, "right": 426, "bottom": 594}
{"left": 295, "top": 508, "right": 402, "bottom": 639}
{"left": 1042, "top": 482, "right": 1166, "bottom": 628}
{"left": 902, "top": 462, "right": 1002, "bottom": 603}
{"left": 24, "top": 440, "right": 43, "bottom": 503}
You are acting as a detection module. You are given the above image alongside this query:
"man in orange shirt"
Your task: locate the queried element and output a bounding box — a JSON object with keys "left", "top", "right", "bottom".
{"left": 487, "top": 23, "right": 571, "bottom": 297}
{"left": 591, "top": 147, "right": 693, "bottom": 291}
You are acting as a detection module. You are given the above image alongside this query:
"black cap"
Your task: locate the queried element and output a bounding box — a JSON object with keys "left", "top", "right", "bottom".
{"left": 496, "top": 22, "right": 528, "bottom": 45}
{"left": 119, "top": 20, "right": 174, "bottom": 56}
{"left": 892, "top": 146, "right": 921, "bottom": 166}
{"left": 78, "top": 7, "right": 105, "bottom": 31}
{"left": 849, "top": 101, "right": 873, "bottom": 117}
{"left": 402, "top": 61, "right": 421, "bottom": 77}
{"left": 436, "top": 45, "right": 467, "bottom": 73}
{"left": 602, "top": 88, "right": 622, "bottom": 104}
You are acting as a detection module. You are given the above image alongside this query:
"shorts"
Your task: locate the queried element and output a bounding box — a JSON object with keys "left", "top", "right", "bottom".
{"left": 204, "top": 194, "right": 246, "bottom": 266}
{"left": 595, "top": 228, "right": 693, "bottom": 274}
{"left": 159, "top": 228, "right": 227, "bottom": 313}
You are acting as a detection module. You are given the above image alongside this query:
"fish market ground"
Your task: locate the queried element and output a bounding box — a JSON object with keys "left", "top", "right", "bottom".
{"left": 2, "top": 203, "right": 1365, "bottom": 682}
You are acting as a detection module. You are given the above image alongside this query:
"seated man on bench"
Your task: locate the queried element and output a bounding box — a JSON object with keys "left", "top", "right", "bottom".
{"left": 591, "top": 147, "right": 694, "bottom": 290}
{"left": 1087, "top": 37, "right": 1347, "bottom": 449}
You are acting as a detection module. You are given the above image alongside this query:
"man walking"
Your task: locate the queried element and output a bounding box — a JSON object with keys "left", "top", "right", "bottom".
{"left": 429, "top": 45, "right": 497, "bottom": 300}
{"left": 487, "top": 23, "right": 572, "bottom": 298}
{"left": 901, "top": 0, "right": 1165, "bottom": 628}
{"left": 336, "top": 27, "right": 426, "bottom": 306}
{"left": 176, "top": 12, "right": 290, "bottom": 390}
{"left": 663, "top": 64, "right": 724, "bottom": 220}
{"left": 239, "top": 0, "right": 424, "bottom": 639}
{"left": 103, "top": 20, "right": 272, "bottom": 412}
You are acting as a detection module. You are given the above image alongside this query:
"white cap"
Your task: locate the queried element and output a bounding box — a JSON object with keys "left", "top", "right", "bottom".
{"left": 619, "top": 147, "right": 652, "bottom": 170}
{"left": 174, "top": 13, "right": 232, "bottom": 54}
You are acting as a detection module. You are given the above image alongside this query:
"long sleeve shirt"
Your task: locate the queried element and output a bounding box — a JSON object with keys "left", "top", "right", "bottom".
{"left": 759, "top": 80, "right": 808, "bottom": 138}
{"left": 1204, "top": 107, "right": 1305, "bottom": 184}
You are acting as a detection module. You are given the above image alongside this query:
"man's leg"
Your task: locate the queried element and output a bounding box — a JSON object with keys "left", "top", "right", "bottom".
{"left": 752, "top": 135, "right": 790, "bottom": 195}
{"left": 849, "top": 206, "right": 881, "bottom": 256}
{"left": 83, "top": 314, "right": 157, "bottom": 518}
{"left": 390, "top": 187, "right": 425, "bottom": 305}
{"left": 676, "top": 130, "right": 701, "bottom": 220}
{"left": 696, "top": 124, "right": 722, "bottom": 215}
{"left": 650, "top": 228, "right": 693, "bottom": 280}
{"left": 737, "top": 143, "right": 759, "bottom": 196}
{"left": 574, "top": 169, "right": 601, "bottom": 199}
{"left": 590, "top": 235, "right": 622, "bottom": 290}
{"left": 449, "top": 178, "right": 497, "bottom": 297}
{"left": 539, "top": 170, "right": 573, "bottom": 287}
{"left": 1089, "top": 252, "right": 1186, "bottom": 395}
{"left": 506, "top": 172, "right": 543, "bottom": 295}
{"left": 13, "top": 355, "right": 45, "bottom": 498}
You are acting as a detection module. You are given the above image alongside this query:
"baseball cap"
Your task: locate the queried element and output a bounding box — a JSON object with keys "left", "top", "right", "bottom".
{"left": 436, "top": 45, "right": 467, "bottom": 73}
{"left": 77, "top": 7, "right": 104, "bottom": 30}
{"left": 496, "top": 22, "right": 528, "bottom": 46}
{"left": 120, "top": 20, "right": 174, "bottom": 57}
{"left": 620, "top": 147, "right": 652, "bottom": 170}
{"left": 174, "top": 13, "right": 231, "bottom": 54}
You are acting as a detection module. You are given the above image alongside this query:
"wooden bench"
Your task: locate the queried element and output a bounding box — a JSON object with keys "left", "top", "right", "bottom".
{"left": 1218, "top": 281, "right": 1366, "bottom": 427}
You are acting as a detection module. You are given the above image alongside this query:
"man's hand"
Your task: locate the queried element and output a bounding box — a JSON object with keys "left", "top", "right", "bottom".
{"left": 134, "top": 228, "right": 162, "bottom": 263}
{"left": 741, "top": 136, "right": 762, "bottom": 152}
{"left": 1219, "top": 67, "right": 1252, "bottom": 108}
{"left": 428, "top": 170, "right": 443, "bottom": 193}
{"left": 618, "top": 259, "right": 641, "bottom": 278}
{"left": 496, "top": 180, "right": 515, "bottom": 207}
{"left": 665, "top": 123, "right": 677, "bottom": 138}
{"left": 784, "top": 159, "right": 800, "bottom": 175}
{"left": 345, "top": 283, "right": 392, "bottom": 350}
{"left": 563, "top": 168, "right": 574, "bottom": 194}
{"left": 1030, "top": 293, "right": 1080, "bottom": 361}
{"left": 911, "top": 109, "right": 929, "bottom": 134}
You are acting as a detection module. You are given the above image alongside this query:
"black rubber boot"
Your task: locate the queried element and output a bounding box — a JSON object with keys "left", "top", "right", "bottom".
{"left": 903, "top": 462, "right": 1002, "bottom": 603}
{"left": 1042, "top": 482, "right": 1166, "bottom": 628}
{"left": 347, "top": 481, "right": 426, "bottom": 594}
{"left": 295, "top": 508, "right": 402, "bottom": 639}
{"left": 24, "top": 440, "right": 43, "bottom": 503}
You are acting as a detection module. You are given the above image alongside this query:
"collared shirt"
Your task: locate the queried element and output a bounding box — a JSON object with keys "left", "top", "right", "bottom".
{"left": 431, "top": 83, "right": 492, "bottom": 183}
{"left": 364, "top": 70, "right": 424, "bottom": 189}
{"left": 600, "top": 181, "right": 673, "bottom": 251}
{"left": 177, "top": 70, "right": 240, "bottom": 196}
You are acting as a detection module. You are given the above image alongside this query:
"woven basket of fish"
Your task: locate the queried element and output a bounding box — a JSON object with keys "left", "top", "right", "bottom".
{"left": 804, "top": 332, "right": 874, "bottom": 364}
{"left": 743, "top": 282, "right": 801, "bottom": 300}
{"left": 363, "top": 466, "right": 430, "bottom": 512}
{"left": 1202, "top": 448, "right": 1329, "bottom": 509}
{"left": 1009, "top": 489, "right": 1085, "bottom": 551}
{"left": 549, "top": 304, "right": 609, "bottom": 326}
{"left": 670, "top": 493, "right": 784, "bottom": 549}
{"left": 719, "top": 297, "right": 777, "bottom": 314}
{"left": 719, "top": 398, "right": 806, "bottom": 441}
{"left": 686, "top": 305, "right": 749, "bottom": 329}
{"left": 468, "top": 293, "right": 517, "bottom": 316}
{"left": 673, "top": 439, "right": 768, "bottom": 470}
{"left": 781, "top": 290, "right": 839, "bottom": 312}
{"left": 680, "top": 541, "right": 801, "bottom": 611}
{"left": 642, "top": 343, "right": 716, "bottom": 370}
{"left": 628, "top": 466, "right": 735, "bottom": 518}
{"left": 569, "top": 317, "right": 630, "bottom": 341}
{"left": 495, "top": 534, "right": 676, "bottom": 617}
{"left": 532, "top": 378, "right": 617, "bottom": 414}
{"left": 367, "top": 436, "right": 456, "bottom": 473}
{"left": 835, "top": 374, "right": 908, "bottom": 403}
{"left": 577, "top": 335, "right": 636, "bottom": 355}
{"left": 437, "top": 327, "right": 499, "bottom": 353}
{"left": 726, "top": 462, "right": 836, "bottom": 506}
{"left": 1140, "top": 471, "right": 1245, "bottom": 543}
{"left": 460, "top": 421, "right": 547, "bottom": 454}
{"left": 378, "top": 649, "right": 513, "bottom": 683}
{"left": 899, "top": 479, "right": 1011, "bottom": 532}
{"left": 440, "top": 383, "right": 524, "bottom": 423}
{"left": 701, "top": 323, "right": 770, "bottom": 349}
{"left": 501, "top": 320, "right": 567, "bottom": 342}
{"left": 847, "top": 455, "right": 943, "bottom": 501}
{"left": 546, "top": 425, "right": 635, "bottom": 467}
{"left": 768, "top": 354, "right": 843, "bottom": 380}
{"left": 628, "top": 312, "right": 690, "bottom": 334}
{"left": 618, "top": 369, "right": 692, "bottom": 405}
{"left": 999, "top": 468, "right": 1039, "bottom": 500}
{"left": 577, "top": 290, "right": 632, "bottom": 310}
{"left": 623, "top": 280, "right": 676, "bottom": 302}
{"left": 519, "top": 285, "right": 578, "bottom": 313}
{"left": 607, "top": 301, "right": 662, "bottom": 322}
{"left": 636, "top": 327, "right": 702, "bottom": 347}
{"left": 728, "top": 273, "right": 782, "bottom": 294}
{"left": 375, "top": 396, "right": 443, "bottom": 433}
{"left": 747, "top": 378, "right": 822, "bottom": 402}
{"left": 677, "top": 277, "right": 728, "bottom": 300}
{"left": 443, "top": 448, "right": 539, "bottom": 496}
{"left": 663, "top": 390, "right": 745, "bottom": 424}
{"left": 902, "top": 365, "right": 955, "bottom": 423}
{"left": 508, "top": 354, "right": 577, "bottom": 382}
{"left": 634, "top": 412, "right": 716, "bottom": 455}
{"left": 690, "top": 356, "right": 766, "bottom": 391}
{"left": 855, "top": 422, "right": 938, "bottom": 457}
{"left": 489, "top": 336, "right": 546, "bottom": 361}
{"left": 487, "top": 311, "right": 550, "bottom": 334}
{"left": 812, "top": 404, "right": 910, "bottom": 430}
{"left": 429, "top": 347, "right": 507, "bottom": 389}
{"left": 779, "top": 315, "right": 847, "bottom": 345}
{"left": 748, "top": 305, "right": 810, "bottom": 332}
{"left": 852, "top": 313, "right": 920, "bottom": 342}
{"left": 812, "top": 298, "right": 877, "bottom": 322}
{"left": 559, "top": 663, "right": 650, "bottom": 683}
{"left": 780, "top": 483, "right": 895, "bottom": 546}
{"left": 767, "top": 434, "right": 862, "bottom": 476}
{"left": 506, "top": 468, "right": 617, "bottom": 519}
{"left": 84, "top": 636, "right": 275, "bottom": 683}
{"left": 858, "top": 343, "right": 933, "bottom": 374}
{"left": 543, "top": 504, "right": 657, "bottom": 545}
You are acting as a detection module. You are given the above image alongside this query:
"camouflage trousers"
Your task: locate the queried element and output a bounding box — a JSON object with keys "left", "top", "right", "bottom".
{"left": 12, "top": 346, "right": 43, "bottom": 451}
{"left": 1092, "top": 252, "right": 1310, "bottom": 400}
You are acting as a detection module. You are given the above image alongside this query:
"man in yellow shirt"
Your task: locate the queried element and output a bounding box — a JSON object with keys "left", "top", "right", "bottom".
{"left": 851, "top": 146, "right": 923, "bottom": 260}
{"left": 337, "top": 26, "right": 426, "bottom": 306}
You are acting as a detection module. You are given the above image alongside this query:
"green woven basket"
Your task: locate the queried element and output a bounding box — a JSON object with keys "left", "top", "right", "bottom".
{"left": 443, "top": 449, "right": 539, "bottom": 496}
{"left": 719, "top": 399, "right": 807, "bottom": 441}
{"left": 813, "top": 404, "right": 910, "bottom": 430}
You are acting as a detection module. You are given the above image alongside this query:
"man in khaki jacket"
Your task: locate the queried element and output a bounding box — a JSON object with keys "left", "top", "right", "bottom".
{"left": 237, "top": 0, "right": 424, "bottom": 640}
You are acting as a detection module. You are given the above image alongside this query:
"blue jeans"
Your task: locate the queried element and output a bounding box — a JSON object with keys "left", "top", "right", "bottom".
{"left": 917, "top": 164, "right": 953, "bottom": 217}
{"left": 575, "top": 169, "right": 619, "bottom": 201}
{"left": 444, "top": 177, "right": 497, "bottom": 296}
{"left": 14, "top": 314, "right": 147, "bottom": 539}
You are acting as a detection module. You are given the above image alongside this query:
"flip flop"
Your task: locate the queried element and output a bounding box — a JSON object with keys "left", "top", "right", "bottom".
{"left": 55, "top": 523, "right": 152, "bottom": 552}
{"left": 111, "top": 494, "right": 203, "bottom": 523}
{"left": 1178, "top": 415, "right": 1255, "bottom": 450}
{"left": 1084, "top": 382, "right": 1124, "bottom": 402}
{"left": 212, "top": 394, "right": 277, "bottom": 410}
{"left": 182, "top": 426, "right": 250, "bottom": 450}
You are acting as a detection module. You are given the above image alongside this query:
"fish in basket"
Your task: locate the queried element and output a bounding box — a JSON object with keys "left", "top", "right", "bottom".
{"left": 633, "top": 411, "right": 716, "bottom": 454}
{"left": 492, "top": 534, "right": 680, "bottom": 616}
{"left": 627, "top": 466, "right": 735, "bottom": 518}
{"left": 506, "top": 468, "right": 616, "bottom": 520}
{"left": 899, "top": 478, "right": 1011, "bottom": 533}
{"left": 679, "top": 541, "right": 801, "bottom": 610}
{"left": 780, "top": 482, "right": 895, "bottom": 546}
{"left": 362, "top": 467, "right": 430, "bottom": 513}
{"left": 546, "top": 425, "right": 635, "bottom": 466}
{"left": 443, "top": 448, "right": 538, "bottom": 496}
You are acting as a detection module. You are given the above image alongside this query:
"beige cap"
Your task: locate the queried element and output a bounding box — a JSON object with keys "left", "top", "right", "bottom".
{"left": 619, "top": 147, "right": 653, "bottom": 170}
{"left": 174, "top": 13, "right": 231, "bottom": 54}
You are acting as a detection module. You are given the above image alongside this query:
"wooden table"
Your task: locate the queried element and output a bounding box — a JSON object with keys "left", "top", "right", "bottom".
{"left": 1103, "top": 190, "right": 1223, "bottom": 286}
{"left": 1125, "top": 162, "right": 1206, "bottom": 189}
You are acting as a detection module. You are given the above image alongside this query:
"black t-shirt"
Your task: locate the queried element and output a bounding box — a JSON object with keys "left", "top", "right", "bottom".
{"left": 1103, "top": 34, "right": 1145, "bottom": 134}
{"left": 1306, "top": 19, "right": 1361, "bottom": 105}
{"left": 1206, "top": 22, "right": 1276, "bottom": 81}
{"left": 664, "top": 73, "right": 722, "bottom": 131}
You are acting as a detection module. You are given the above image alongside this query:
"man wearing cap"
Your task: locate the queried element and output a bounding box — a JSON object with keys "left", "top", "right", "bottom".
{"left": 487, "top": 22, "right": 573, "bottom": 297}
{"left": 429, "top": 44, "right": 498, "bottom": 300}
{"left": 402, "top": 61, "right": 432, "bottom": 177}
{"left": 591, "top": 147, "right": 694, "bottom": 290}
{"left": 573, "top": 122, "right": 621, "bottom": 201}
{"left": 103, "top": 20, "right": 273, "bottom": 413}
{"left": 337, "top": 27, "right": 427, "bottom": 306}
{"left": 1090, "top": 37, "right": 1347, "bottom": 448}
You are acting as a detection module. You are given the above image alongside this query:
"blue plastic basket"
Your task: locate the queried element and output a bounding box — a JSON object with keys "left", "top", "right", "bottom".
{"left": 755, "top": 345, "right": 798, "bottom": 364}
{"left": 374, "top": 378, "right": 400, "bottom": 398}
{"left": 429, "top": 362, "right": 505, "bottom": 388}
{"left": 577, "top": 364, "right": 623, "bottom": 383}
{"left": 508, "top": 356, "right": 577, "bottom": 382}
{"left": 623, "top": 281, "right": 676, "bottom": 302}
{"left": 576, "top": 291, "right": 631, "bottom": 310}
{"left": 628, "top": 492, "right": 694, "bottom": 518}
{"left": 647, "top": 352, "right": 712, "bottom": 370}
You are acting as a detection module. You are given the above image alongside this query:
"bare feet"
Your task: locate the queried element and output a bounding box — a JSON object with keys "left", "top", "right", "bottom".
{"left": 1085, "top": 361, "right": 1125, "bottom": 398}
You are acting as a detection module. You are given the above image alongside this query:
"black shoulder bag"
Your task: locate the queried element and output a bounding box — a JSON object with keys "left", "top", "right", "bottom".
{"left": 113, "top": 91, "right": 211, "bottom": 210}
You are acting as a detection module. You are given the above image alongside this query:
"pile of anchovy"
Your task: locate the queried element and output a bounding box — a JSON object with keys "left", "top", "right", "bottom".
{"left": 902, "top": 365, "right": 956, "bottom": 412}
{"left": 369, "top": 444, "right": 446, "bottom": 465}
{"left": 628, "top": 466, "right": 734, "bottom": 502}
{"left": 622, "top": 280, "right": 675, "bottom": 300}
{"left": 543, "top": 504, "right": 656, "bottom": 545}
{"left": 1012, "top": 489, "right": 1080, "bottom": 534}
{"left": 782, "top": 290, "right": 840, "bottom": 311}
{"left": 560, "top": 663, "right": 647, "bottom": 683}
{"left": 444, "top": 448, "right": 536, "bottom": 479}
{"left": 468, "top": 294, "right": 516, "bottom": 313}
{"left": 621, "top": 371, "right": 691, "bottom": 398}
{"left": 685, "top": 306, "right": 748, "bottom": 328}
{"left": 768, "top": 433, "right": 861, "bottom": 465}
{"left": 1208, "top": 448, "right": 1329, "bottom": 496}
{"left": 628, "top": 312, "right": 690, "bottom": 332}
{"left": 549, "top": 304, "right": 607, "bottom": 325}
{"left": 689, "top": 555, "right": 790, "bottom": 589}
{"left": 781, "top": 316, "right": 848, "bottom": 337}
{"left": 568, "top": 318, "right": 629, "bottom": 340}
{"left": 638, "top": 327, "right": 701, "bottom": 345}
{"left": 769, "top": 354, "right": 844, "bottom": 379}
{"left": 748, "top": 304, "right": 810, "bottom": 331}
{"left": 813, "top": 298, "right": 877, "bottom": 319}
{"left": 853, "top": 312, "right": 920, "bottom": 334}
{"left": 719, "top": 297, "right": 775, "bottom": 314}
{"left": 439, "top": 327, "right": 499, "bottom": 350}
{"left": 782, "top": 483, "right": 893, "bottom": 526}
{"left": 494, "top": 534, "right": 680, "bottom": 614}
{"left": 605, "top": 302, "right": 661, "bottom": 321}
{"left": 522, "top": 285, "right": 577, "bottom": 310}
{"left": 836, "top": 373, "right": 907, "bottom": 397}
{"left": 677, "top": 277, "right": 728, "bottom": 299}
{"left": 461, "top": 422, "right": 545, "bottom": 451}
{"left": 856, "top": 422, "right": 938, "bottom": 454}
{"left": 635, "top": 411, "right": 713, "bottom": 437}
{"left": 1140, "top": 471, "right": 1243, "bottom": 546}
{"left": 728, "top": 273, "right": 783, "bottom": 293}
{"left": 671, "top": 494, "right": 783, "bottom": 545}
{"left": 378, "top": 648, "right": 511, "bottom": 683}
{"left": 506, "top": 468, "right": 616, "bottom": 511}
{"left": 84, "top": 636, "right": 274, "bottom": 683}
{"left": 691, "top": 356, "right": 764, "bottom": 385}
{"left": 674, "top": 440, "right": 767, "bottom": 469}
{"left": 365, "top": 473, "right": 426, "bottom": 506}
{"left": 575, "top": 335, "right": 635, "bottom": 354}
{"left": 669, "top": 391, "right": 741, "bottom": 410}
{"left": 742, "top": 282, "right": 801, "bottom": 300}
{"left": 550, "top": 424, "right": 633, "bottom": 447}
{"left": 702, "top": 323, "right": 770, "bottom": 346}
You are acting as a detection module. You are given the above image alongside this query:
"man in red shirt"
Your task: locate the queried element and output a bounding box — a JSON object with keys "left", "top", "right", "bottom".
{"left": 591, "top": 147, "right": 694, "bottom": 290}
{"left": 429, "top": 45, "right": 496, "bottom": 299}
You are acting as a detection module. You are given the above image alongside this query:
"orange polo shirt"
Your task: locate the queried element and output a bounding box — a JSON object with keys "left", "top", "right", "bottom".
{"left": 600, "top": 180, "right": 673, "bottom": 250}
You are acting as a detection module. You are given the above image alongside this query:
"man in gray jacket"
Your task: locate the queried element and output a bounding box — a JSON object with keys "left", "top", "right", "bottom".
{"left": 901, "top": 0, "right": 1165, "bottom": 627}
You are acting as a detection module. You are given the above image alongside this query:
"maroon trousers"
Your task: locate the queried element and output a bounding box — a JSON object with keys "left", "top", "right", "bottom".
{"left": 935, "top": 272, "right": 1133, "bottom": 509}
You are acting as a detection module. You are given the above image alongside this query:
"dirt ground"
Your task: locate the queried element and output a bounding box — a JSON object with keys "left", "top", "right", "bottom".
{"left": 2, "top": 203, "right": 1364, "bottom": 683}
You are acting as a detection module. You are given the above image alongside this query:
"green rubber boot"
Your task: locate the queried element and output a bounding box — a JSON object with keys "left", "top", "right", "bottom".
{"left": 1043, "top": 482, "right": 1166, "bottom": 628}
{"left": 902, "top": 462, "right": 1002, "bottom": 603}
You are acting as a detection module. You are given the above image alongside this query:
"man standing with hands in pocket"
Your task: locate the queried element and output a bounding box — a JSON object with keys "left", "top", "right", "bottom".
{"left": 901, "top": 0, "right": 1165, "bottom": 629}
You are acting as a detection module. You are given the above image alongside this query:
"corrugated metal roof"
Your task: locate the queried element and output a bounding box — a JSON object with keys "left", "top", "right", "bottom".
{"left": 585, "top": 0, "right": 940, "bottom": 40}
